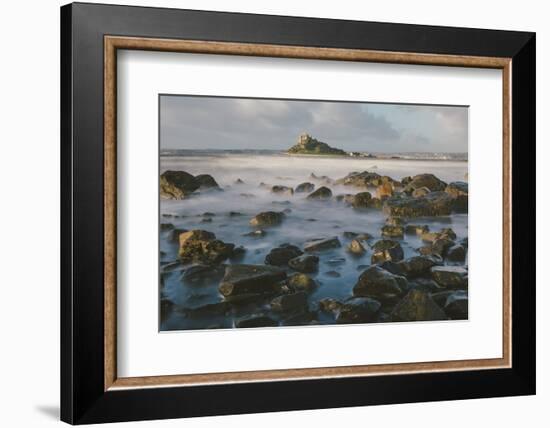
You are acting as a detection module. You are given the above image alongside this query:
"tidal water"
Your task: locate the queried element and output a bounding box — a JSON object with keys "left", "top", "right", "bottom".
{"left": 159, "top": 152, "right": 468, "bottom": 331}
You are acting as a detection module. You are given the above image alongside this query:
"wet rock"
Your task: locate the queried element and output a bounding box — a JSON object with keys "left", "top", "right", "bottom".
{"left": 170, "top": 228, "right": 188, "bottom": 242}
{"left": 243, "top": 229, "right": 267, "bottom": 238}
{"left": 325, "top": 270, "right": 341, "bottom": 278}
{"left": 377, "top": 182, "right": 393, "bottom": 198}
{"left": 271, "top": 185, "right": 294, "bottom": 196}
{"left": 182, "top": 264, "right": 225, "bottom": 283}
{"left": 295, "top": 182, "right": 315, "bottom": 193}
{"left": 381, "top": 225, "right": 404, "bottom": 238}
{"left": 236, "top": 315, "right": 278, "bottom": 328}
{"left": 432, "top": 238, "right": 455, "bottom": 257}
{"left": 412, "top": 186, "right": 431, "bottom": 198}
{"left": 195, "top": 174, "right": 220, "bottom": 189}
{"left": 161, "top": 260, "right": 186, "bottom": 273}
{"left": 447, "top": 244, "right": 467, "bottom": 262}
{"left": 265, "top": 244, "right": 303, "bottom": 266}
{"left": 230, "top": 246, "right": 246, "bottom": 261}
{"left": 386, "top": 216, "right": 406, "bottom": 226}
{"left": 371, "top": 239, "right": 404, "bottom": 263}
{"left": 356, "top": 233, "right": 374, "bottom": 241}
{"left": 353, "top": 265, "right": 407, "bottom": 301}
{"left": 160, "top": 170, "right": 200, "bottom": 199}
{"left": 318, "top": 298, "right": 342, "bottom": 315}
{"left": 307, "top": 186, "right": 332, "bottom": 200}
{"left": 234, "top": 178, "right": 245, "bottom": 185}
{"left": 431, "top": 266, "right": 468, "bottom": 289}
{"left": 453, "top": 195, "right": 468, "bottom": 213}
{"left": 351, "top": 192, "right": 372, "bottom": 208}
{"left": 288, "top": 254, "right": 319, "bottom": 273}
{"left": 383, "top": 191, "right": 454, "bottom": 217}
{"left": 445, "top": 181, "right": 468, "bottom": 197}
{"left": 378, "top": 260, "right": 405, "bottom": 276}
{"left": 442, "top": 290, "right": 468, "bottom": 319}
{"left": 403, "top": 173, "right": 447, "bottom": 194}
{"left": 249, "top": 211, "right": 285, "bottom": 227}
{"left": 405, "top": 224, "right": 429, "bottom": 236}
{"left": 160, "top": 297, "right": 174, "bottom": 314}
{"left": 178, "top": 230, "right": 235, "bottom": 264}
{"left": 336, "top": 171, "right": 383, "bottom": 188}
{"left": 304, "top": 237, "right": 341, "bottom": 252}
{"left": 398, "top": 256, "right": 438, "bottom": 278}
{"left": 336, "top": 297, "right": 381, "bottom": 324}
{"left": 390, "top": 289, "right": 447, "bottom": 322}
{"left": 348, "top": 239, "right": 366, "bottom": 255}
{"left": 219, "top": 264, "right": 287, "bottom": 298}
{"left": 228, "top": 211, "right": 243, "bottom": 217}
{"left": 288, "top": 273, "right": 318, "bottom": 291}
{"left": 343, "top": 231, "right": 359, "bottom": 238}
{"left": 407, "top": 278, "right": 444, "bottom": 293}
{"left": 335, "top": 194, "right": 356, "bottom": 204}
{"left": 271, "top": 292, "right": 308, "bottom": 312}
{"left": 200, "top": 217, "right": 212, "bottom": 223}
{"left": 160, "top": 223, "right": 174, "bottom": 231}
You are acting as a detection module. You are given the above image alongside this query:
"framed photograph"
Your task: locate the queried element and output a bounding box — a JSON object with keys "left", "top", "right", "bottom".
{"left": 61, "top": 2, "right": 535, "bottom": 424}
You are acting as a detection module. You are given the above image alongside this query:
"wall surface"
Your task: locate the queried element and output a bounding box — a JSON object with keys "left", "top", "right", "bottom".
{"left": 0, "top": 0, "right": 545, "bottom": 427}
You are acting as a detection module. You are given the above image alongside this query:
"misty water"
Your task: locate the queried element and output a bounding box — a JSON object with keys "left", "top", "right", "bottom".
{"left": 160, "top": 152, "right": 468, "bottom": 331}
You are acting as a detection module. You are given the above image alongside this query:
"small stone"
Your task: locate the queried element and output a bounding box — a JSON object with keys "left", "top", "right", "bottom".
{"left": 307, "top": 186, "right": 333, "bottom": 200}
{"left": 348, "top": 239, "right": 366, "bottom": 255}
{"left": 288, "top": 254, "right": 319, "bottom": 273}
{"left": 353, "top": 265, "right": 407, "bottom": 301}
{"left": 295, "top": 182, "right": 315, "bottom": 193}
{"left": 390, "top": 289, "right": 447, "bottom": 322}
{"left": 431, "top": 266, "right": 468, "bottom": 289}
{"left": 371, "top": 239, "right": 404, "bottom": 263}
{"left": 288, "top": 273, "right": 318, "bottom": 291}
{"left": 381, "top": 225, "right": 404, "bottom": 238}
{"left": 271, "top": 292, "right": 308, "bottom": 312}
{"left": 265, "top": 244, "right": 303, "bottom": 266}
{"left": 249, "top": 211, "right": 285, "bottom": 227}
{"left": 304, "top": 237, "right": 341, "bottom": 252}
{"left": 336, "top": 297, "right": 382, "bottom": 324}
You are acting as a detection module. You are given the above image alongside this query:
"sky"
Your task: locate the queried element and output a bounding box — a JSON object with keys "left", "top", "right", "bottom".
{"left": 160, "top": 95, "right": 468, "bottom": 153}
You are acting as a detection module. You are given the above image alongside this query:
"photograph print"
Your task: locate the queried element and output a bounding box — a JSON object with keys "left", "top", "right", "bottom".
{"left": 159, "top": 95, "right": 469, "bottom": 331}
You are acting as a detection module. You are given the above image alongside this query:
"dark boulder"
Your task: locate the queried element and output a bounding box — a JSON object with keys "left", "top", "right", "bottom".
{"left": 381, "top": 225, "right": 404, "bottom": 238}
{"left": 160, "top": 170, "right": 200, "bottom": 199}
{"left": 303, "top": 237, "right": 341, "bottom": 252}
{"left": 178, "top": 230, "right": 234, "bottom": 264}
{"left": 403, "top": 173, "right": 447, "bottom": 194}
{"left": 265, "top": 244, "right": 303, "bottom": 266}
{"left": 307, "top": 186, "right": 332, "bottom": 200}
{"left": 288, "top": 254, "right": 319, "bottom": 273}
{"left": 447, "top": 244, "right": 467, "bottom": 262}
{"left": 383, "top": 191, "right": 454, "bottom": 217}
{"left": 271, "top": 185, "right": 294, "bottom": 196}
{"left": 442, "top": 290, "right": 468, "bottom": 319}
{"left": 445, "top": 181, "right": 468, "bottom": 197}
{"left": 295, "top": 182, "right": 315, "bottom": 193}
{"left": 351, "top": 192, "right": 373, "bottom": 208}
{"left": 390, "top": 289, "right": 447, "bottom": 322}
{"left": 271, "top": 292, "right": 308, "bottom": 312}
{"left": 335, "top": 171, "right": 384, "bottom": 188}
{"left": 336, "top": 297, "right": 381, "bottom": 324}
{"left": 371, "top": 239, "right": 404, "bottom": 263}
{"left": 431, "top": 266, "right": 468, "bottom": 289}
{"left": 353, "top": 265, "right": 408, "bottom": 301}
{"left": 398, "top": 256, "right": 439, "bottom": 278}
{"left": 181, "top": 264, "right": 225, "bottom": 283}
{"left": 249, "top": 211, "right": 285, "bottom": 227}
{"left": 219, "top": 264, "right": 286, "bottom": 298}
{"left": 195, "top": 174, "right": 220, "bottom": 189}
{"left": 288, "top": 273, "right": 318, "bottom": 291}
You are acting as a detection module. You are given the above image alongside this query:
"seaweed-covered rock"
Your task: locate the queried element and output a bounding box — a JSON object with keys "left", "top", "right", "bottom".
{"left": 271, "top": 292, "right": 308, "bottom": 312}
{"left": 288, "top": 273, "right": 318, "bottom": 291}
{"left": 249, "top": 211, "right": 285, "bottom": 227}
{"left": 353, "top": 265, "right": 408, "bottom": 301}
{"left": 160, "top": 170, "right": 200, "bottom": 199}
{"left": 288, "top": 254, "right": 319, "bottom": 273}
{"left": 371, "top": 239, "right": 404, "bottom": 263}
{"left": 307, "top": 186, "right": 332, "bottom": 200}
{"left": 295, "top": 182, "right": 315, "bottom": 193}
{"left": 271, "top": 185, "right": 294, "bottom": 196}
{"left": 398, "top": 256, "right": 438, "bottom": 278}
{"left": 383, "top": 191, "right": 455, "bottom": 217}
{"left": 431, "top": 266, "right": 468, "bottom": 289}
{"left": 405, "top": 224, "right": 430, "bottom": 236}
{"left": 447, "top": 244, "right": 467, "bottom": 262}
{"left": 219, "top": 264, "right": 287, "bottom": 298}
{"left": 265, "top": 244, "right": 303, "bottom": 266}
{"left": 390, "top": 289, "right": 447, "bottom": 322}
{"left": 381, "top": 225, "right": 404, "bottom": 238}
{"left": 336, "top": 297, "right": 381, "bottom": 324}
{"left": 347, "top": 239, "right": 366, "bottom": 255}
{"left": 178, "top": 230, "right": 234, "bottom": 264}
{"left": 442, "top": 290, "right": 468, "bottom": 319}
{"left": 304, "top": 237, "right": 341, "bottom": 252}
{"left": 351, "top": 192, "right": 373, "bottom": 209}
{"left": 403, "top": 173, "right": 447, "bottom": 194}
{"left": 445, "top": 181, "right": 468, "bottom": 197}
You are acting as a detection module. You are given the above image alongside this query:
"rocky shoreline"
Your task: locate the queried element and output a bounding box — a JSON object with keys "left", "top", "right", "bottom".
{"left": 160, "top": 166, "right": 468, "bottom": 330}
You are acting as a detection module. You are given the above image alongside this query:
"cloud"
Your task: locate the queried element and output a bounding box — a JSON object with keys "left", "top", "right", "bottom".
{"left": 160, "top": 96, "right": 467, "bottom": 153}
